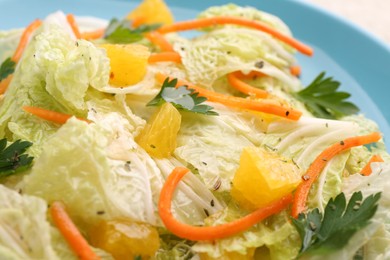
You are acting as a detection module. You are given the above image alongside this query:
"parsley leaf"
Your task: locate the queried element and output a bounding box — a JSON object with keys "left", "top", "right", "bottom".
{"left": 104, "top": 18, "right": 160, "bottom": 44}
{"left": 0, "top": 57, "right": 16, "bottom": 82}
{"left": 147, "top": 78, "right": 218, "bottom": 116}
{"left": 294, "top": 72, "right": 359, "bottom": 119}
{"left": 292, "top": 191, "right": 381, "bottom": 257}
{"left": 0, "top": 138, "right": 34, "bottom": 177}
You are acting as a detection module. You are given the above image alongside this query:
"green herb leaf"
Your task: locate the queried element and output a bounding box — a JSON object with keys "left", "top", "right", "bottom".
{"left": 147, "top": 78, "right": 218, "bottom": 116}
{"left": 104, "top": 18, "right": 161, "bottom": 44}
{"left": 292, "top": 191, "right": 381, "bottom": 257}
{"left": 0, "top": 138, "right": 34, "bottom": 177}
{"left": 0, "top": 57, "right": 16, "bottom": 82}
{"left": 294, "top": 72, "right": 359, "bottom": 119}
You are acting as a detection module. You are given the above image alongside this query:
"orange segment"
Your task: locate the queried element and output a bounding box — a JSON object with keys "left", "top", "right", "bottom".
{"left": 232, "top": 147, "right": 301, "bottom": 210}
{"left": 136, "top": 102, "right": 181, "bottom": 158}
{"left": 126, "top": 0, "right": 174, "bottom": 27}
{"left": 100, "top": 44, "right": 150, "bottom": 87}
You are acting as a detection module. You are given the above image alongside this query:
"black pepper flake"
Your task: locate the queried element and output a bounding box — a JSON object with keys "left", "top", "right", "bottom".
{"left": 180, "top": 47, "right": 185, "bottom": 51}
{"left": 255, "top": 60, "right": 264, "bottom": 69}
{"left": 202, "top": 161, "right": 207, "bottom": 166}
{"left": 285, "top": 111, "right": 290, "bottom": 116}
{"left": 210, "top": 199, "right": 215, "bottom": 207}
{"left": 213, "top": 179, "right": 222, "bottom": 191}
{"left": 325, "top": 123, "right": 329, "bottom": 128}
{"left": 340, "top": 141, "right": 345, "bottom": 145}
{"left": 124, "top": 162, "right": 131, "bottom": 171}
{"left": 90, "top": 108, "right": 97, "bottom": 113}
{"left": 302, "top": 175, "right": 310, "bottom": 181}
{"left": 204, "top": 208, "right": 210, "bottom": 217}
{"left": 150, "top": 144, "right": 156, "bottom": 149}
{"left": 33, "top": 54, "right": 36, "bottom": 58}
{"left": 322, "top": 158, "right": 328, "bottom": 162}
{"left": 18, "top": 189, "right": 23, "bottom": 194}
{"left": 75, "top": 41, "right": 79, "bottom": 47}
{"left": 227, "top": 51, "right": 231, "bottom": 54}
{"left": 97, "top": 210, "right": 105, "bottom": 215}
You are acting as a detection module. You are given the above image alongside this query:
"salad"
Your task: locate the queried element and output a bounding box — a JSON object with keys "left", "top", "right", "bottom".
{"left": 0, "top": 0, "right": 389, "bottom": 259}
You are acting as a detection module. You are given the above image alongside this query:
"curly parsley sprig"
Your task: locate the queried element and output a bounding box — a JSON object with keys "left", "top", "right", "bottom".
{"left": 104, "top": 18, "right": 160, "bottom": 44}
{"left": 292, "top": 191, "right": 380, "bottom": 257}
{"left": 294, "top": 72, "right": 359, "bottom": 119}
{"left": 0, "top": 57, "right": 16, "bottom": 82}
{"left": 0, "top": 138, "right": 34, "bottom": 177}
{"left": 147, "top": 78, "right": 218, "bottom": 115}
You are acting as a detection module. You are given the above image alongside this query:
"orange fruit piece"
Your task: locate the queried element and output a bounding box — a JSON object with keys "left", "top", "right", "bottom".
{"left": 136, "top": 102, "right": 181, "bottom": 158}
{"left": 126, "top": 0, "right": 174, "bottom": 27}
{"left": 232, "top": 147, "right": 302, "bottom": 210}
{"left": 100, "top": 44, "right": 150, "bottom": 87}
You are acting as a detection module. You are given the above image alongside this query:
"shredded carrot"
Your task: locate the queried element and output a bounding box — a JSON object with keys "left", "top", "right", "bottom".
{"left": 145, "top": 31, "right": 174, "bottom": 52}
{"left": 148, "top": 52, "right": 181, "bottom": 63}
{"left": 66, "top": 14, "right": 81, "bottom": 39}
{"left": 0, "top": 19, "right": 42, "bottom": 94}
{"left": 158, "top": 167, "right": 293, "bottom": 241}
{"left": 0, "top": 75, "right": 13, "bottom": 95}
{"left": 156, "top": 73, "right": 302, "bottom": 120}
{"left": 80, "top": 28, "right": 105, "bottom": 40}
{"left": 361, "top": 155, "right": 384, "bottom": 176}
{"left": 291, "top": 132, "right": 382, "bottom": 218}
{"left": 23, "top": 106, "right": 90, "bottom": 124}
{"left": 12, "top": 19, "right": 42, "bottom": 63}
{"left": 158, "top": 16, "right": 313, "bottom": 56}
{"left": 290, "top": 65, "right": 301, "bottom": 77}
{"left": 227, "top": 72, "right": 268, "bottom": 98}
{"left": 50, "top": 201, "right": 99, "bottom": 260}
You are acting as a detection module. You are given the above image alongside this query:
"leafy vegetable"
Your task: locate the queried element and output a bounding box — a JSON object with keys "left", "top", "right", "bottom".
{"left": 294, "top": 72, "right": 359, "bottom": 119}
{"left": 0, "top": 57, "right": 15, "bottom": 81}
{"left": 0, "top": 138, "right": 33, "bottom": 177}
{"left": 292, "top": 191, "right": 381, "bottom": 257}
{"left": 104, "top": 18, "right": 160, "bottom": 43}
{"left": 147, "top": 78, "right": 218, "bottom": 115}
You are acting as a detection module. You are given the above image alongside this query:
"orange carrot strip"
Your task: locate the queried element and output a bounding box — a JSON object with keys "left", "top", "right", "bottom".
{"left": 291, "top": 132, "right": 382, "bottom": 218}
{"left": 148, "top": 52, "right": 182, "bottom": 63}
{"left": 290, "top": 65, "right": 301, "bottom": 77}
{"left": 80, "top": 28, "right": 105, "bottom": 40}
{"left": 23, "top": 106, "right": 90, "bottom": 124}
{"left": 361, "top": 155, "right": 384, "bottom": 176}
{"left": 12, "top": 19, "right": 42, "bottom": 63}
{"left": 227, "top": 72, "right": 268, "bottom": 98}
{"left": 156, "top": 73, "right": 302, "bottom": 120}
{"left": 145, "top": 31, "right": 174, "bottom": 52}
{"left": 66, "top": 14, "right": 81, "bottom": 39}
{"left": 159, "top": 167, "right": 293, "bottom": 241}
{"left": 0, "top": 75, "right": 13, "bottom": 95}
{"left": 50, "top": 202, "right": 99, "bottom": 260}
{"left": 158, "top": 16, "right": 313, "bottom": 56}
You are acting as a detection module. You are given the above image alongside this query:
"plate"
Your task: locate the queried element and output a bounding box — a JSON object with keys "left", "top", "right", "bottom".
{"left": 0, "top": 0, "right": 389, "bottom": 146}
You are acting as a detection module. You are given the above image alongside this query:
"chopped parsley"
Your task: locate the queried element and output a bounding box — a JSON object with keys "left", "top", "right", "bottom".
{"left": 292, "top": 191, "right": 380, "bottom": 257}
{"left": 0, "top": 138, "right": 34, "bottom": 177}
{"left": 0, "top": 57, "right": 16, "bottom": 82}
{"left": 294, "top": 72, "right": 359, "bottom": 119}
{"left": 104, "top": 18, "right": 160, "bottom": 44}
{"left": 147, "top": 78, "right": 218, "bottom": 115}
